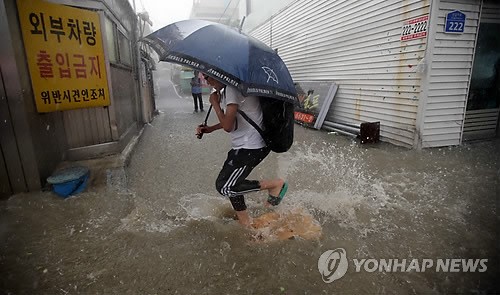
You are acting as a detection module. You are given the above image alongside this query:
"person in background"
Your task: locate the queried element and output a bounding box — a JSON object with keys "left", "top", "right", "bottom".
{"left": 190, "top": 71, "right": 204, "bottom": 113}
{"left": 195, "top": 74, "right": 288, "bottom": 227}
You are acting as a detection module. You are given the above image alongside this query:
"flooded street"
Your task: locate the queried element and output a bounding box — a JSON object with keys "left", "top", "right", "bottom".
{"left": 1, "top": 64, "right": 499, "bottom": 294}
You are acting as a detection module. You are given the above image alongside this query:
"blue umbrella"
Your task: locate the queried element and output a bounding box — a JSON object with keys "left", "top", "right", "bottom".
{"left": 142, "top": 19, "right": 298, "bottom": 104}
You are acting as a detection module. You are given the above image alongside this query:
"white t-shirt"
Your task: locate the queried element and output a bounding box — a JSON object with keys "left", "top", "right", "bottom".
{"left": 222, "top": 86, "right": 266, "bottom": 150}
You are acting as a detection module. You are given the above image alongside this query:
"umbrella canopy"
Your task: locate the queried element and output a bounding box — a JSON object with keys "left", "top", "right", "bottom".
{"left": 142, "top": 19, "right": 298, "bottom": 104}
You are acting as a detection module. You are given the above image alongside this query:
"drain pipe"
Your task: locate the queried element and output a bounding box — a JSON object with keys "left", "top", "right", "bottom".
{"left": 322, "top": 125, "right": 358, "bottom": 137}
{"left": 322, "top": 121, "right": 360, "bottom": 137}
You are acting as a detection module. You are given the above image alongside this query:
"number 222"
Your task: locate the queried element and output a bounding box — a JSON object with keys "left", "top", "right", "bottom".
{"left": 448, "top": 21, "right": 463, "bottom": 31}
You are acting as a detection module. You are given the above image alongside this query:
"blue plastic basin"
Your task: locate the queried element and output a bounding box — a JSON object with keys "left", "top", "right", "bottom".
{"left": 47, "top": 166, "right": 90, "bottom": 198}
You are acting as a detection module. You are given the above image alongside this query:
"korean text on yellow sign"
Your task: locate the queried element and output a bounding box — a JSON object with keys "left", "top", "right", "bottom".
{"left": 17, "top": 0, "right": 111, "bottom": 112}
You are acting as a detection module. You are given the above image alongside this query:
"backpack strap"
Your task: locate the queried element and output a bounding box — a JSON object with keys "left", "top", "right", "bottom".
{"left": 237, "top": 109, "right": 266, "bottom": 143}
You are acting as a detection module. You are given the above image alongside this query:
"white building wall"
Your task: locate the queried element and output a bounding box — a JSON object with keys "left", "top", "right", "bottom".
{"left": 251, "top": 20, "right": 270, "bottom": 44}
{"left": 190, "top": 0, "right": 240, "bottom": 25}
{"left": 241, "top": 0, "right": 296, "bottom": 32}
{"left": 418, "top": 0, "right": 481, "bottom": 148}
{"left": 249, "top": 0, "right": 431, "bottom": 148}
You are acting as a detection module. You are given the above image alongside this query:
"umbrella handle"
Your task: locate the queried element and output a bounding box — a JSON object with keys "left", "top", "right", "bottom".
{"left": 197, "top": 105, "right": 213, "bottom": 139}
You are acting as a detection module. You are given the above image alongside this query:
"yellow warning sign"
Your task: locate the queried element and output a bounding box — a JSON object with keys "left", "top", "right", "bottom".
{"left": 17, "top": 0, "right": 111, "bottom": 112}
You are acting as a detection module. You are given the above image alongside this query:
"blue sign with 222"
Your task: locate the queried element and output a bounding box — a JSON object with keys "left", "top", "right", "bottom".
{"left": 445, "top": 10, "right": 466, "bottom": 33}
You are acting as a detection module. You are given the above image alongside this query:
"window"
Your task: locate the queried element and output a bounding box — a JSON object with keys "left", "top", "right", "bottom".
{"left": 118, "top": 31, "right": 132, "bottom": 66}
{"left": 104, "top": 17, "right": 117, "bottom": 63}
{"left": 104, "top": 17, "right": 132, "bottom": 66}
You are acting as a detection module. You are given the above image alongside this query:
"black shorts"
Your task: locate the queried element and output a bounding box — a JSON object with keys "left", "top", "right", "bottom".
{"left": 215, "top": 147, "right": 270, "bottom": 211}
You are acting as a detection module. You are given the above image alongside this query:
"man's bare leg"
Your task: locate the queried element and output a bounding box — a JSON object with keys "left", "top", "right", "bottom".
{"left": 236, "top": 210, "right": 252, "bottom": 227}
{"left": 232, "top": 179, "right": 285, "bottom": 226}
{"left": 260, "top": 178, "right": 285, "bottom": 206}
{"left": 235, "top": 210, "right": 252, "bottom": 227}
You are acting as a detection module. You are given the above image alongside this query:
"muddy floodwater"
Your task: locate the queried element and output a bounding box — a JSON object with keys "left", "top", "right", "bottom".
{"left": 1, "top": 65, "right": 499, "bottom": 294}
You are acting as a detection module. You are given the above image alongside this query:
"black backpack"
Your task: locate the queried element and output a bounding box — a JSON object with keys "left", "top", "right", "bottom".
{"left": 238, "top": 98, "right": 294, "bottom": 153}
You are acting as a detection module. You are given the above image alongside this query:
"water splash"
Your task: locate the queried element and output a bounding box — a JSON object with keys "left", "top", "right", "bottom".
{"left": 178, "top": 193, "right": 236, "bottom": 222}
{"left": 276, "top": 141, "right": 390, "bottom": 234}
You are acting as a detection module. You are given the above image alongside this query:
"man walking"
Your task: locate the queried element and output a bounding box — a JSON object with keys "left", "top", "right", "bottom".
{"left": 190, "top": 71, "right": 204, "bottom": 113}
{"left": 196, "top": 74, "right": 288, "bottom": 227}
